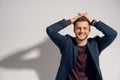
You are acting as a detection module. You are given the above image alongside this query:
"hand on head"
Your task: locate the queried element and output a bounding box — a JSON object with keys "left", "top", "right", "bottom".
{"left": 78, "top": 12, "right": 92, "bottom": 23}
{"left": 70, "top": 12, "right": 92, "bottom": 24}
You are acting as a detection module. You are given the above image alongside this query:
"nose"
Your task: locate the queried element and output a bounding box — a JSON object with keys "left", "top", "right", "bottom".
{"left": 80, "top": 28, "right": 84, "bottom": 32}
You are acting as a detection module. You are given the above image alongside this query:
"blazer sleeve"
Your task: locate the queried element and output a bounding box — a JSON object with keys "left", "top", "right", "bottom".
{"left": 94, "top": 21, "right": 117, "bottom": 53}
{"left": 46, "top": 19, "right": 69, "bottom": 51}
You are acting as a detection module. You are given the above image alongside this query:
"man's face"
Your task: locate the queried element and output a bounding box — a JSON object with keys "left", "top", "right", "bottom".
{"left": 74, "top": 21, "right": 90, "bottom": 41}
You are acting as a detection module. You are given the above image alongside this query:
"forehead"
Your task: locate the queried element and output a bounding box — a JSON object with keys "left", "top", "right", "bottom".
{"left": 75, "top": 21, "right": 90, "bottom": 28}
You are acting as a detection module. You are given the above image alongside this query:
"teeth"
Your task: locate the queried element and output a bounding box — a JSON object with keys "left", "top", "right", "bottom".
{"left": 80, "top": 35, "right": 84, "bottom": 36}
{"left": 79, "top": 34, "right": 84, "bottom": 35}
{"left": 79, "top": 34, "right": 84, "bottom": 36}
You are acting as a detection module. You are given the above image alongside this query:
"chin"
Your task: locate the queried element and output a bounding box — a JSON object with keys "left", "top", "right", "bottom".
{"left": 78, "top": 36, "right": 86, "bottom": 39}
{"left": 79, "top": 39, "right": 86, "bottom": 41}
{"left": 77, "top": 36, "right": 88, "bottom": 41}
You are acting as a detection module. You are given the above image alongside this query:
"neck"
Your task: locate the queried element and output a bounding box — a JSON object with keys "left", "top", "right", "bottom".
{"left": 76, "top": 38, "right": 87, "bottom": 46}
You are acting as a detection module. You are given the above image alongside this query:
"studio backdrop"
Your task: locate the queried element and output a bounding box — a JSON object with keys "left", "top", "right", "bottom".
{"left": 0, "top": 0, "right": 120, "bottom": 80}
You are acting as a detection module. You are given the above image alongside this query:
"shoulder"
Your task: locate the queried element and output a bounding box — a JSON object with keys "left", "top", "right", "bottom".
{"left": 65, "top": 34, "right": 75, "bottom": 41}
{"left": 88, "top": 36, "right": 100, "bottom": 43}
{"left": 65, "top": 34, "right": 77, "bottom": 45}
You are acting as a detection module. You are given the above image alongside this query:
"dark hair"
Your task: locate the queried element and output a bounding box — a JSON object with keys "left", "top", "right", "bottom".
{"left": 73, "top": 16, "right": 90, "bottom": 27}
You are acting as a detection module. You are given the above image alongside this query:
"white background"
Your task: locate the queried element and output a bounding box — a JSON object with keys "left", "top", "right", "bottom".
{"left": 0, "top": 0, "right": 120, "bottom": 80}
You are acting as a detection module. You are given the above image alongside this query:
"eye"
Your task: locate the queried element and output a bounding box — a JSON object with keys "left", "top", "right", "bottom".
{"left": 84, "top": 27, "right": 88, "bottom": 30}
{"left": 75, "top": 27, "right": 80, "bottom": 30}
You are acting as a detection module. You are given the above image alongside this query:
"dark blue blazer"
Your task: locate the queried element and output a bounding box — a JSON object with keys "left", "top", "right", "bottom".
{"left": 46, "top": 19, "right": 117, "bottom": 80}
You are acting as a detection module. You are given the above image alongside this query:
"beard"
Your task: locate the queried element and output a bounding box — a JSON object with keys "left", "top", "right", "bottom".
{"left": 76, "top": 34, "right": 88, "bottom": 41}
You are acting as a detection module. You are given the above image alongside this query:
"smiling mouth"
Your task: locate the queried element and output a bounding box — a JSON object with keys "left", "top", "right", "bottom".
{"left": 78, "top": 35, "right": 85, "bottom": 37}
{"left": 78, "top": 33, "right": 85, "bottom": 36}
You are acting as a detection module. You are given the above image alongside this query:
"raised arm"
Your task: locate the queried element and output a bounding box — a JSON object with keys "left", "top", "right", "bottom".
{"left": 82, "top": 13, "right": 117, "bottom": 52}
{"left": 46, "top": 14, "right": 84, "bottom": 50}
{"left": 94, "top": 21, "right": 117, "bottom": 53}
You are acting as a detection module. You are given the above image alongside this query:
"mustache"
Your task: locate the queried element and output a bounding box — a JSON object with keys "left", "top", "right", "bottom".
{"left": 78, "top": 32, "right": 85, "bottom": 35}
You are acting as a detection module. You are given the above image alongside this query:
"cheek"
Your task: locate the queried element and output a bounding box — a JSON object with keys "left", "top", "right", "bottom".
{"left": 86, "top": 30, "right": 90, "bottom": 34}
{"left": 74, "top": 29, "right": 77, "bottom": 33}
{"left": 74, "top": 30, "right": 79, "bottom": 34}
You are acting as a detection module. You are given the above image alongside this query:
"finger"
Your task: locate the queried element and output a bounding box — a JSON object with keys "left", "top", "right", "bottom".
{"left": 78, "top": 13, "right": 82, "bottom": 16}
{"left": 84, "top": 12, "right": 87, "bottom": 15}
{"left": 78, "top": 12, "right": 87, "bottom": 16}
{"left": 83, "top": 12, "right": 87, "bottom": 16}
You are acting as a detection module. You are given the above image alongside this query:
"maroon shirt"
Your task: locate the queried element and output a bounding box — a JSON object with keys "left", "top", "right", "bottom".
{"left": 68, "top": 45, "right": 88, "bottom": 80}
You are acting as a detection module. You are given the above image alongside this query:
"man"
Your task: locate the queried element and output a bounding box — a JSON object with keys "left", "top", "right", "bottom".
{"left": 46, "top": 12, "right": 117, "bottom": 80}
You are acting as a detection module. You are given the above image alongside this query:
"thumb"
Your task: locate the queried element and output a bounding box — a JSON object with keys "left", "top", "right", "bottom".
{"left": 78, "top": 13, "right": 82, "bottom": 16}
{"left": 84, "top": 12, "right": 88, "bottom": 16}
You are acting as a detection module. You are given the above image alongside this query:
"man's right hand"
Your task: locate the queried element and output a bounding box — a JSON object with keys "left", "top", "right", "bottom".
{"left": 70, "top": 12, "right": 87, "bottom": 24}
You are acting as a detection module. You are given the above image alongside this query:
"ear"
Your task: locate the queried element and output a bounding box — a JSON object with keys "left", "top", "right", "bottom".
{"left": 89, "top": 27, "right": 91, "bottom": 32}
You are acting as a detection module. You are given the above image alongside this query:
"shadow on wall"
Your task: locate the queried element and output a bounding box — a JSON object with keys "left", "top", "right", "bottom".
{"left": 0, "top": 38, "right": 60, "bottom": 80}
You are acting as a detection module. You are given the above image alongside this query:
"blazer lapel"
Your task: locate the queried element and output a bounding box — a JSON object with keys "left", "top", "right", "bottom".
{"left": 73, "top": 45, "right": 78, "bottom": 63}
{"left": 87, "top": 42, "right": 98, "bottom": 68}
{"left": 72, "top": 38, "right": 78, "bottom": 63}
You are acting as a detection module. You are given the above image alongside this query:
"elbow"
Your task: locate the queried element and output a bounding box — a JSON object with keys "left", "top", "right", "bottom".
{"left": 113, "top": 30, "right": 118, "bottom": 39}
{"left": 110, "top": 30, "right": 118, "bottom": 41}
{"left": 46, "top": 26, "right": 54, "bottom": 37}
{"left": 46, "top": 27, "right": 49, "bottom": 34}
{"left": 46, "top": 26, "right": 51, "bottom": 35}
